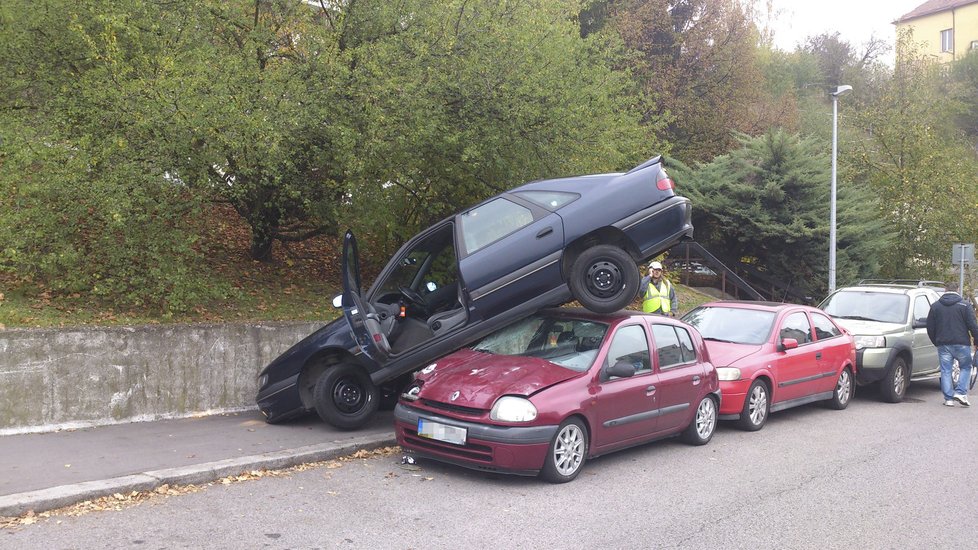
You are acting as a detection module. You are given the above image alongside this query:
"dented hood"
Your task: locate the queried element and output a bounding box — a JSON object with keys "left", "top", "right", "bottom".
{"left": 415, "top": 349, "right": 580, "bottom": 409}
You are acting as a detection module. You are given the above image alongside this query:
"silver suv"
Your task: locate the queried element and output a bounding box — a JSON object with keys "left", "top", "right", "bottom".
{"left": 819, "top": 282, "right": 941, "bottom": 402}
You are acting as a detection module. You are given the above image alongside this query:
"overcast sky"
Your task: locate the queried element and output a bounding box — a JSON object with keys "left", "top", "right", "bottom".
{"left": 766, "top": 0, "right": 927, "bottom": 54}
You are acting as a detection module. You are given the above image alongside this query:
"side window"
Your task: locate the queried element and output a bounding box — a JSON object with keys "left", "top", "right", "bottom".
{"left": 676, "top": 326, "right": 697, "bottom": 362}
{"left": 459, "top": 198, "right": 534, "bottom": 254}
{"left": 913, "top": 296, "right": 931, "bottom": 324}
{"left": 811, "top": 312, "right": 841, "bottom": 340}
{"left": 779, "top": 312, "right": 813, "bottom": 344}
{"left": 605, "top": 325, "right": 651, "bottom": 378}
{"left": 652, "top": 324, "right": 690, "bottom": 369}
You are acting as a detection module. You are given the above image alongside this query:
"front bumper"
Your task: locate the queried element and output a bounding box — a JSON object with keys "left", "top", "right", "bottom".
{"left": 717, "top": 379, "right": 749, "bottom": 419}
{"left": 854, "top": 348, "right": 893, "bottom": 385}
{"left": 256, "top": 373, "right": 305, "bottom": 423}
{"left": 394, "top": 402, "right": 558, "bottom": 476}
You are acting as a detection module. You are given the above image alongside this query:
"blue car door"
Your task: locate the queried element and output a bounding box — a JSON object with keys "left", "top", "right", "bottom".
{"left": 341, "top": 231, "right": 391, "bottom": 363}
{"left": 457, "top": 195, "right": 564, "bottom": 320}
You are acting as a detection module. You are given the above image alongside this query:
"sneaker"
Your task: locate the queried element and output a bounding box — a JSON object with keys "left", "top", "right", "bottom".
{"left": 945, "top": 400, "right": 956, "bottom": 407}
{"left": 953, "top": 394, "right": 971, "bottom": 407}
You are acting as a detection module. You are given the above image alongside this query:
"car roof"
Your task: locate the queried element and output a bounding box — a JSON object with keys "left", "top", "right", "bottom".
{"left": 833, "top": 284, "right": 930, "bottom": 295}
{"left": 542, "top": 307, "right": 689, "bottom": 325}
{"left": 697, "top": 300, "right": 804, "bottom": 312}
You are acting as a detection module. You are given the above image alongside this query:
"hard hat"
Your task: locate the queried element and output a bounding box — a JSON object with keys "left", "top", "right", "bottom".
{"left": 649, "top": 261, "right": 663, "bottom": 270}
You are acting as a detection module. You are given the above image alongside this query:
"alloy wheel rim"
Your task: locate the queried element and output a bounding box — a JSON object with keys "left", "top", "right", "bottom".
{"left": 553, "top": 424, "right": 585, "bottom": 476}
{"left": 837, "top": 371, "right": 851, "bottom": 404}
{"left": 695, "top": 398, "right": 717, "bottom": 438}
{"left": 894, "top": 364, "right": 906, "bottom": 394}
{"left": 749, "top": 386, "right": 767, "bottom": 425}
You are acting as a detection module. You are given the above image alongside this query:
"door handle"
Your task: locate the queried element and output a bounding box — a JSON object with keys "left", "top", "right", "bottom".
{"left": 536, "top": 227, "right": 554, "bottom": 239}
{"left": 646, "top": 385, "right": 656, "bottom": 396}
{"left": 692, "top": 375, "right": 701, "bottom": 385}
{"left": 815, "top": 352, "right": 822, "bottom": 359}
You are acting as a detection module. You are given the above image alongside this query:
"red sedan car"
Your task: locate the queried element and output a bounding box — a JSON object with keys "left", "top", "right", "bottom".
{"left": 394, "top": 308, "right": 720, "bottom": 483}
{"left": 682, "top": 301, "right": 856, "bottom": 431}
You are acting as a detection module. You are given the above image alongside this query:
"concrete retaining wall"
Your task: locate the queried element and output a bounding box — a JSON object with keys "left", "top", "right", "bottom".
{"left": 0, "top": 321, "right": 323, "bottom": 434}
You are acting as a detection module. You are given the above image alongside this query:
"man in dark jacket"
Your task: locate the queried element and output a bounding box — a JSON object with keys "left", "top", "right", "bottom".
{"left": 926, "top": 285, "right": 978, "bottom": 407}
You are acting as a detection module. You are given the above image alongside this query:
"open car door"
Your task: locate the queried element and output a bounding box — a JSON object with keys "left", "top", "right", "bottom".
{"left": 342, "top": 231, "right": 392, "bottom": 363}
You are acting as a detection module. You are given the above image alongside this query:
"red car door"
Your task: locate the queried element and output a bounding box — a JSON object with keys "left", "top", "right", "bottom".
{"left": 771, "top": 310, "right": 822, "bottom": 403}
{"left": 810, "top": 311, "right": 850, "bottom": 392}
{"left": 649, "top": 323, "right": 705, "bottom": 432}
{"left": 588, "top": 324, "right": 661, "bottom": 452}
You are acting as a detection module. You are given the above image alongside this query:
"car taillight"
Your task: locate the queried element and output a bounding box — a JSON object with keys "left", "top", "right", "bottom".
{"left": 656, "top": 170, "right": 674, "bottom": 191}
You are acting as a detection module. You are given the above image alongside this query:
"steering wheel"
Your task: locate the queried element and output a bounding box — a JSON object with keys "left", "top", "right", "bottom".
{"left": 399, "top": 286, "right": 429, "bottom": 315}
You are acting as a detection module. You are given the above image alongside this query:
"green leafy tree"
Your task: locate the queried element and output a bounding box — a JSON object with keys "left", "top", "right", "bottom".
{"left": 608, "top": 0, "right": 779, "bottom": 162}
{"left": 850, "top": 33, "right": 978, "bottom": 277}
{"left": 675, "top": 130, "right": 892, "bottom": 297}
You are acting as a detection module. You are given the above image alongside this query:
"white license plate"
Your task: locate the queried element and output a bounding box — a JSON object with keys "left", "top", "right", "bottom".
{"left": 418, "top": 418, "right": 467, "bottom": 445}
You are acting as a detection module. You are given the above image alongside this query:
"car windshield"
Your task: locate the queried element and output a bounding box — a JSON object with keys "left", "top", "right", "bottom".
{"left": 471, "top": 313, "right": 608, "bottom": 372}
{"left": 820, "top": 291, "right": 909, "bottom": 324}
{"left": 682, "top": 306, "right": 776, "bottom": 345}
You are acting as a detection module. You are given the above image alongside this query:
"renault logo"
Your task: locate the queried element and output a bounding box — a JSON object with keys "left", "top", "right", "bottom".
{"left": 450, "top": 391, "right": 460, "bottom": 401}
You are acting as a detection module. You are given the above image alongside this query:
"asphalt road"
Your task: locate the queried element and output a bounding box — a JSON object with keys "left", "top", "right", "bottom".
{"left": 6, "top": 378, "right": 977, "bottom": 549}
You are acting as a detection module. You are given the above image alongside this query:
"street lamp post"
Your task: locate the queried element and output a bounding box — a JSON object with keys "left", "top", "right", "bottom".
{"left": 829, "top": 84, "right": 852, "bottom": 293}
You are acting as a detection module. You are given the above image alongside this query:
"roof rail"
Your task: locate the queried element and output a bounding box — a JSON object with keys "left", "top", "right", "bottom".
{"left": 856, "top": 279, "right": 946, "bottom": 288}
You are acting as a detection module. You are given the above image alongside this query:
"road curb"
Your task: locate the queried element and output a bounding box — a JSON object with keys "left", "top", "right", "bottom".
{"left": 0, "top": 434, "right": 397, "bottom": 518}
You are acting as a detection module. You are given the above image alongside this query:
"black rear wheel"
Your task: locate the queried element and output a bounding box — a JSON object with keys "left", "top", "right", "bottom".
{"left": 568, "top": 245, "right": 639, "bottom": 314}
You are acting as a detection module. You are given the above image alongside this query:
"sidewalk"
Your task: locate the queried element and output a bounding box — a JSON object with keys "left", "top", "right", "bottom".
{"left": 0, "top": 409, "right": 396, "bottom": 517}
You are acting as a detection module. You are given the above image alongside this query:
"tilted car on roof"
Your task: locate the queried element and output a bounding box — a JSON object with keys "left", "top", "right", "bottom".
{"left": 256, "top": 156, "right": 694, "bottom": 429}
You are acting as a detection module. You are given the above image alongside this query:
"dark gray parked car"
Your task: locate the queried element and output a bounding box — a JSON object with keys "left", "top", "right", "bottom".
{"left": 256, "top": 157, "right": 693, "bottom": 429}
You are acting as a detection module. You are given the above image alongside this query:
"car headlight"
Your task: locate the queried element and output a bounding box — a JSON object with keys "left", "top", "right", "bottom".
{"left": 853, "top": 335, "right": 886, "bottom": 350}
{"left": 716, "top": 367, "right": 741, "bottom": 381}
{"left": 258, "top": 374, "right": 269, "bottom": 388}
{"left": 490, "top": 396, "right": 537, "bottom": 422}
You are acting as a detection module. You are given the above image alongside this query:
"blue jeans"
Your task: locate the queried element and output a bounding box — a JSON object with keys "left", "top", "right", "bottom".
{"left": 938, "top": 345, "right": 973, "bottom": 400}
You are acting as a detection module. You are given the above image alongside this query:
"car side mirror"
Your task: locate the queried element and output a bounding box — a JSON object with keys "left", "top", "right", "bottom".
{"left": 912, "top": 318, "right": 927, "bottom": 329}
{"left": 779, "top": 338, "right": 799, "bottom": 351}
{"left": 332, "top": 294, "right": 343, "bottom": 308}
{"left": 606, "top": 360, "right": 636, "bottom": 379}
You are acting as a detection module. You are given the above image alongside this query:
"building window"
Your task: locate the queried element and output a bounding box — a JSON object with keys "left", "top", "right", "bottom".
{"left": 941, "top": 28, "right": 953, "bottom": 52}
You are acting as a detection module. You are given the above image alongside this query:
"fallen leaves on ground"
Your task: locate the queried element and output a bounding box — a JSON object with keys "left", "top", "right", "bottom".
{"left": 0, "top": 445, "right": 402, "bottom": 531}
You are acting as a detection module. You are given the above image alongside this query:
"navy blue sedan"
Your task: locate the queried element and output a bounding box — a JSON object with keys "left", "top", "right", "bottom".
{"left": 256, "top": 157, "right": 693, "bottom": 429}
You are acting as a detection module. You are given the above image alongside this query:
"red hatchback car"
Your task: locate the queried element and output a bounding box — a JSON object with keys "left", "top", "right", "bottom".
{"left": 682, "top": 301, "right": 856, "bottom": 431}
{"left": 394, "top": 308, "right": 720, "bottom": 483}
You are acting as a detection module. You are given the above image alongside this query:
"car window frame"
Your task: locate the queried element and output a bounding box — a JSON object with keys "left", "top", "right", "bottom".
{"left": 600, "top": 323, "right": 654, "bottom": 382}
{"left": 810, "top": 311, "right": 843, "bottom": 341}
{"left": 651, "top": 323, "right": 697, "bottom": 370}
{"left": 779, "top": 310, "right": 814, "bottom": 346}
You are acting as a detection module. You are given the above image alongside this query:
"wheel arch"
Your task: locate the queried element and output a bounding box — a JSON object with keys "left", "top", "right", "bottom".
{"left": 297, "top": 348, "right": 363, "bottom": 410}
{"left": 561, "top": 228, "right": 641, "bottom": 281}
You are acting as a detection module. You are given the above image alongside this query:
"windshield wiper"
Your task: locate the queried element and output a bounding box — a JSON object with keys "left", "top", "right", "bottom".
{"left": 834, "top": 315, "right": 878, "bottom": 321}
{"left": 704, "top": 337, "right": 740, "bottom": 344}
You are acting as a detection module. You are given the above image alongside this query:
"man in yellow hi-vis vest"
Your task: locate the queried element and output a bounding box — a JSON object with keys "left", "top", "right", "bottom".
{"left": 641, "top": 261, "right": 677, "bottom": 316}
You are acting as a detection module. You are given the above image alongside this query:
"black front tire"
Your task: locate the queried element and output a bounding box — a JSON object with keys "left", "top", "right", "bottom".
{"left": 568, "top": 245, "right": 639, "bottom": 314}
{"left": 313, "top": 364, "right": 379, "bottom": 430}
{"left": 539, "top": 418, "right": 588, "bottom": 483}
{"left": 880, "top": 357, "right": 908, "bottom": 403}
